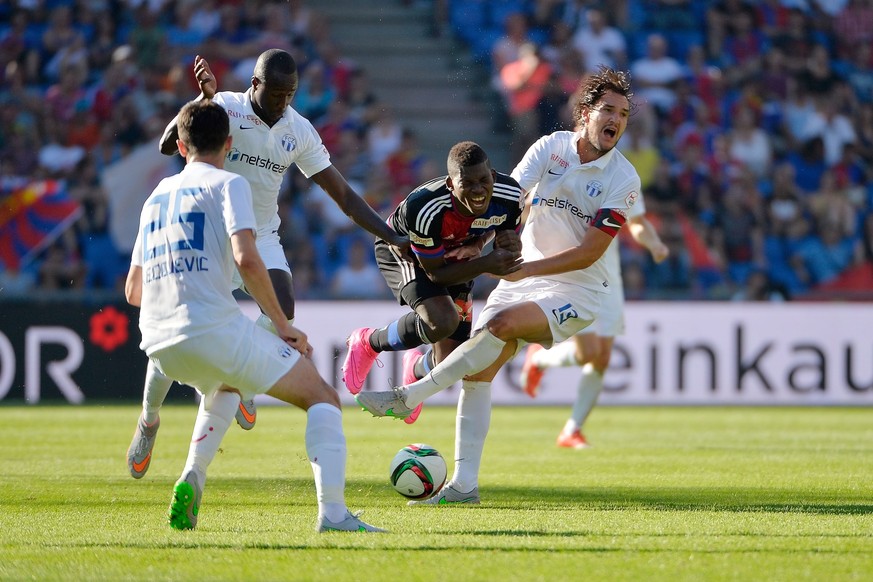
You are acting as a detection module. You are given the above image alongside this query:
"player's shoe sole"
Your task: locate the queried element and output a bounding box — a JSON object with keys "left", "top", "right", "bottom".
{"left": 355, "top": 388, "right": 415, "bottom": 420}
{"left": 235, "top": 399, "right": 256, "bottom": 430}
{"left": 127, "top": 415, "right": 159, "bottom": 479}
{"left": 342, "top": 328, "right": 379, "bottom": 394}
{"left": 168, "top": 470, "right": 202, "bottom": 530}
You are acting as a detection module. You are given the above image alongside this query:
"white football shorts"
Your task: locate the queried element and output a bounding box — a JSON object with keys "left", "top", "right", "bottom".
{"left": 587, "top": 281, "right": 624, "bottom": 337}
{"left": 148, "top": 313, "right": 300, "bottom": 401}
{"left": 474, "top": 277, "right": 600, "bottom": 349}
{"left": 231, "top": 228, "right": 291, "bottom": 290}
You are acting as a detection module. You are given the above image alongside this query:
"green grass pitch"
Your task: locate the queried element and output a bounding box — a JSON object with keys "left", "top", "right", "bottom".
{"left": 1, "top": 404, "right": 872, "bottom": 581}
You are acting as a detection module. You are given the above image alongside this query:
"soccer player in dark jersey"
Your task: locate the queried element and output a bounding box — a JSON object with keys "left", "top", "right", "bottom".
{"left": 342, "top": 141, "right": 523, "bottom": 423}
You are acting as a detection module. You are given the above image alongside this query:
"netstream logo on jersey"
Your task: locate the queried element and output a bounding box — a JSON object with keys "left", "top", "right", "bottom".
{"left": 471, "top": 214, "right": 507, "bottom": 228}
{"left": 530, "top": 195, "right": 593, "bottom": 222}
{"left": 226, "top": 148, "right": 289, "bottom": 174}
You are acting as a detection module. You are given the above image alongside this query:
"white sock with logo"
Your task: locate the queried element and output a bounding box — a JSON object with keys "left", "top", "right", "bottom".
{"left": 451, "top": 380, "right": 491, "bottom": 493}
{"left": 403, "top": 330, "right": 506, "bottom": 409}
{"left": 305, "top": 403, "right": 347, "bottom": 523}
{"left": 532, "top": 340, "right": 578, "bottom": 369}
{"left": 142, "top": 360, "right": 173, "bottom": 425}
{"left": 182, "top": 390, "right": 239, "bottom": 487}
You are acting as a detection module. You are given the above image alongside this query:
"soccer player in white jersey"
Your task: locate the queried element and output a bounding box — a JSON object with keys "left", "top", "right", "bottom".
{"left": 125, "top": 49, "right": 408, "bottom": 478}
{"left": 126, "top": 100, "right": 383, "bottom": 532}
{"left": 519, "top": 189, "right": 668, "bottom": 448}
{"left": 355, "top": 67, "right": 639, "bottom": 504}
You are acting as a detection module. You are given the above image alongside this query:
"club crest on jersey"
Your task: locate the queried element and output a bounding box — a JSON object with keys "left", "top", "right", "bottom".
{"left": 586, "top": 180, "right": 603, "bottom": 198}
{"left": 551, "top": 303, "right": 579, "bottom": 326}
{"left": 625, "top": 191, "right": 638, "bottom": 207}
{"left": 281, "top": 134, "right": 296, "bottom": 152}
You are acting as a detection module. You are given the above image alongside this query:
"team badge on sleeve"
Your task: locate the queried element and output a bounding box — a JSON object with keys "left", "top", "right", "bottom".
{"left": 625, "top": 191, "right": 638, "bottom": 207}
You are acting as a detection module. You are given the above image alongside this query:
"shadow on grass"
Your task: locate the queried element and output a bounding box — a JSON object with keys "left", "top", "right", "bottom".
{"left": 477, "top": 484, "right": 873, "bottom": 516}
{"left": 8, "top": 477, "right": 873, "bottom": 517}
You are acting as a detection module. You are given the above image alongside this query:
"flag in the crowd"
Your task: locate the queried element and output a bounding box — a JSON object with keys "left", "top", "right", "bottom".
{"left": 102, "top": 143, "right": 181, "bottom": 254}
{"left": 0, "top": 178, "right": 82, "bottom": 269}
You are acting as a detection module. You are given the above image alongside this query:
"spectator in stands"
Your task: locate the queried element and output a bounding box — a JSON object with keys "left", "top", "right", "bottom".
{"left": 800, "top": 95, "right": 858, "bottom": 167}
{"left": 832, "top": 0, "right": 873, "bottom": 60}
{"left": 791, "top": 218, "right": 860, "bottom": 286}
{"left": 712, "top": 178, "right": 765, "bottom": 285}
{"left": 571, "top": 8, "right": 626, "bottom": 73}
{"left": 727, "top": 105, "right": 773, "bottom": 179}
{"left": 330, "top": 238, "right": 391, "bottom": 300}
{"left": 499, "top": 42, "right": 553, "bottom": 163}
{"left": 630, "top": 33, "right": 685, "bottom": 115}
{"left": 38, "top": 233, "right": 87, "bottom": 290}
{"left": 491, "top": 12, "right": 531, "bottom": 97}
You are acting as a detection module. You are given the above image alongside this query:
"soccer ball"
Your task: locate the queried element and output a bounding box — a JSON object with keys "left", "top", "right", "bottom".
{"left": 388, "top": 443, "right": 447, "bottom": 500}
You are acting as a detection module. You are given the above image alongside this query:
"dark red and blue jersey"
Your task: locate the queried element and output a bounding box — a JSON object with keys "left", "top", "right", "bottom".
{"left": 386, "top": 172, "right": 523, "bottom": 260}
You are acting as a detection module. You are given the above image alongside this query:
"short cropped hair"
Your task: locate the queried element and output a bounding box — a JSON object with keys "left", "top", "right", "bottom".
{"left": 253, "top": 49, "right": 297, "bottom": 83}
{"left": 177, "top": 100, "right": 229, "bottom": 155}
{"left": 447, "top": 141, "right": 489, "bottom": 175}
{"left": 571, "top": 66, "right": 634, "bottom": 127}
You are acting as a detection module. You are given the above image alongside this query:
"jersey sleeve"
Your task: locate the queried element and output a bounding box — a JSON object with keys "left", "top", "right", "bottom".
{"left": 592, "top": 171, "right": 641, "bottom": 237}
{"left": 290, "top": 113, "right": 332, "bottom": 178}
{"left": 222, "top": 174, "right": 257, "bottom": 236}
{"left": 510, "top": 134, "right": 551, "bottom": 193}
{"left": 131, "top": 229, "right": 143, "bottom": 267}
{"left": 405, "top": 201, "right": 445, "bottom": 259}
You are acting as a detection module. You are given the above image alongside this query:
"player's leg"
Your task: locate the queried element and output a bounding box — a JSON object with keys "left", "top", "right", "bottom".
{"left": 169, "top": 387, "right": 240, "bottom": 530}
{"left": 343, "top": 244, "right": 456, "bottom": 393}
{"left": 356, "top": 281, "right": 597, "bottom": 417}
{"left": 401, "top": 301, "right": 551, "bottom": 409}
{"left": 558, "top": 335, "right": 614, "bottom": 449}
{"left": 266, "top": 351, "right": 385, "bottom": 532}
{"left": 409, "top": 379, "right": 488, "bottom": 505}
{"left": 127, "top": 359, "right": 174, "bottom": 478}
{"left": 235, "top": 252, "right": 296, "bottom": 429}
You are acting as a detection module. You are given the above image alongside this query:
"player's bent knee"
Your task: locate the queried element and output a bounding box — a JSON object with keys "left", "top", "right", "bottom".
{"left": 483, "top": 313, "right": 521, "bottom": 341}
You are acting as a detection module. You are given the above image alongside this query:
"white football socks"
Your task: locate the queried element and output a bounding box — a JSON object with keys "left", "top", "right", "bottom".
{"left": 305, "top": 403, "right": 347, "bottom": 523}
{"left": 142, "top": 360, "right": 173, "bottom": 425}
{"left": 403, "top": 330, "right": 506, "bottom": 409}
{"left": 451, "top": 380, "right": 491, "bottom": 493}
{"left": 532, "top": 340, "right": 579, "bottom": 369}
{"left": 566, "top": 363, "right": 604, "bottom": 433}
{"left": 182, "top": 390, "right": 240, "bottom": 487}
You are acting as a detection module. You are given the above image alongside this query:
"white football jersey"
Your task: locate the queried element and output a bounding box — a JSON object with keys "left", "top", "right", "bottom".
{"left": 212, "top": 90, "right": 332, "bottom": 234}
{"left": 512, "top": 130, "right": 641, "bottom": 293}
{"left": 132, "top": 161, "right": 257, "bottom": 354}
{"left": 603, "top": 189, "right": 647, "bottom": 296}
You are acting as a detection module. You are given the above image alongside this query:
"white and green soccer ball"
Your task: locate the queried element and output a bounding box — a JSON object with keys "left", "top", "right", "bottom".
{"left": 388, "top": 443, "right": 447, "bottom": 500}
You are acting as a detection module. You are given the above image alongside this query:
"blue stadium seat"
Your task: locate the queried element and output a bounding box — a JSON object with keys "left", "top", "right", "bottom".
{"left": 449, "top": 0, "right": 488, "bottom": 45}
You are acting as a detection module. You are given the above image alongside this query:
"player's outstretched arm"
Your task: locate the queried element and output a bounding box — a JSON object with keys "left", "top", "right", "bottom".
{"left": 311, "top": 165, "right": 409, "bottom": 252}
{"left": 628, "top": 215, "right": 669, "bottom": 264}
{"left": 159, "top": 56, "right": 219, "bottom": 156}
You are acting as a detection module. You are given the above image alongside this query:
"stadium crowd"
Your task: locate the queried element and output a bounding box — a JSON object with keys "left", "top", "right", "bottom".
{"left": 1, "top": 0, "right": 872, "bottom": 301}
